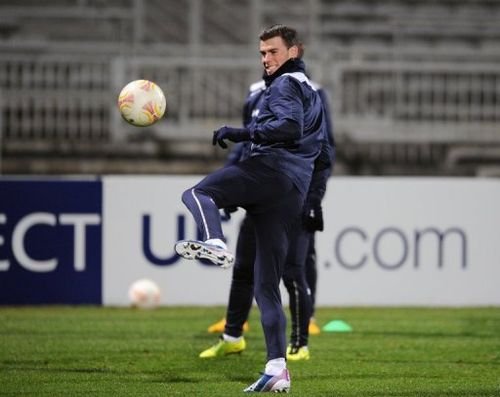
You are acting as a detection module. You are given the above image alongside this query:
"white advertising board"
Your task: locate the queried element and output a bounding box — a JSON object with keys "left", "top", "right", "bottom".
{"left": 103, "top": 176, "right": 500, "bottom": 306}
{"left": 316, "top": 178, "right": 500, "bottom": 306}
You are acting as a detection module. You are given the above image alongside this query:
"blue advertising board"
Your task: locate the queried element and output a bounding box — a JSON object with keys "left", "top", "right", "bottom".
{"left": 0, "top": 179, "right": 102, "bottom": 304}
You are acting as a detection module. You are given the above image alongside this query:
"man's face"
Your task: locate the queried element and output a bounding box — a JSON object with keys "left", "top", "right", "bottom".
{"left": 259, "top": 36, "right": 298, "bottom": 76}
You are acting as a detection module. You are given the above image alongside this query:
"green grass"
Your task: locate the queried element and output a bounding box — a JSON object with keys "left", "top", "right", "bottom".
{"left": 1, "top": 307, "right": 499, "bottom": 396}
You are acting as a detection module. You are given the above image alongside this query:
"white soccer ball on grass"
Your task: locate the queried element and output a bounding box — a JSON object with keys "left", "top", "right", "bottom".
{"left": 128, "top": 278, "right": 161, "bottom": 308}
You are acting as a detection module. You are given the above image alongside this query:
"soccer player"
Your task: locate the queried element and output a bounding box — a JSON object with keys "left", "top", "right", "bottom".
{"left": 175, "top": 24, "right": 327, "bottom": 393}
{"left": 201, "top": 80, "right": 335, "bottom": 361}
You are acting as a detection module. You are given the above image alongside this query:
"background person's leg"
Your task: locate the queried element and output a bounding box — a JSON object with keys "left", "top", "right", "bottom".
{"left": 305, "top": 233, "right": 317, "bottom": 315}
{"left": 283, "top": 227, "right": 312, "bottom": 348}
{"left": 224, "top": 216, "right": 256, "bottom": 337}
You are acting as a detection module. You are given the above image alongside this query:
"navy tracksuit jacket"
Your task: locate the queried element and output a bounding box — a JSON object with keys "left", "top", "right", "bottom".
{"left": 181, "top": 58, "right": 326, "bottom": 360}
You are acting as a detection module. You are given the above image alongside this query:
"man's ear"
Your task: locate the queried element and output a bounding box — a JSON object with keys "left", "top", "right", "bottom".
{"left": 289, "top": 45, "right": 299, "bottom": 59}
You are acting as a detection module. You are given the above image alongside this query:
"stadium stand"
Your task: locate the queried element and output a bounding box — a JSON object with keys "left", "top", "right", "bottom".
{"left": 0, "top": 0, "right": 499, "bottom": 176}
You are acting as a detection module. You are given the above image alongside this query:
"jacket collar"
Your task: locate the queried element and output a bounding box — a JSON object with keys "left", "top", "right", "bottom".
{"left": 263, "top": 58, "right": 306, "bottom": 87}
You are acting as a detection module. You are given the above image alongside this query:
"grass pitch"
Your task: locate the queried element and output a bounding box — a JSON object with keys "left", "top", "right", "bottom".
{"left": 0, "top": 306, "right": 499, "bottom": 396}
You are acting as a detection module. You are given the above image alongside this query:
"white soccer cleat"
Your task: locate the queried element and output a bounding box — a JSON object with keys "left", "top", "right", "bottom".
{"left": 243, "top": 369, "right": 290, "bottom": 393}
{"left": 174, "top": 240, "right": 234, "bottom": 269}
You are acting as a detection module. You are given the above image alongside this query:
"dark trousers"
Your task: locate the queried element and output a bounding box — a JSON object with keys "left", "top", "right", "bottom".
{"left": 181, "top": 157, "right": 303, "bottom": 360}
{"left": 304, "top": 233, "right": 317, "bottom": 316}
{"left": 283, "top": 226, "right": 313, "bottom": 347}
{"left": 225, "top": 216, "right": 312, "bottom": 348}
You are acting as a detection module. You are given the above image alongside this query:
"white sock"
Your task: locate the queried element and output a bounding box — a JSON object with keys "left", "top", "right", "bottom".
{"left": 222, "top": 333, "right": 242, "bottom": 343}
{"left": 265, "top": 357, "right": 286, "bottom": 376}
{"left": 205, "top": 238, "right": 227, "bottom": 249}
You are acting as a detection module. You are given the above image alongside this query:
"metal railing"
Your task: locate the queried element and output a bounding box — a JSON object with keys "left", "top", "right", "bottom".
{"left": 332, "top": 61, "right": 500, "bottom": 143}
{"left": 0, "top": 56, "right": 111, "bottom": 142}
{"left": 1, "top": 53, "right": 499, "bottom": 147}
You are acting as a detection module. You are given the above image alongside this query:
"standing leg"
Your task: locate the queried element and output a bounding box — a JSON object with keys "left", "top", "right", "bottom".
{"left": 251, "top": 188, "right": 303, "bottom": 362}
{"left": 252, "top": 211, "right": 289, "bottom": 361}
{"left": 243, "top": 186, "right": 302, "bottom": 394}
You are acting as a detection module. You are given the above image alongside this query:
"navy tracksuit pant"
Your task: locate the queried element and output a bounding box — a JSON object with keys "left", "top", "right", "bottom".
{"left": 181, "top": 156, "right": 304, "bottom": 360}
{"left": 224, "top": 215, "right": 312, "bottom": 348}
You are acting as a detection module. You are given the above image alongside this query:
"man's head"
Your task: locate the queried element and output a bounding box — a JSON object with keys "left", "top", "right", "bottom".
{"left": 259, "top": 24, "right": 304, "bottom": 76}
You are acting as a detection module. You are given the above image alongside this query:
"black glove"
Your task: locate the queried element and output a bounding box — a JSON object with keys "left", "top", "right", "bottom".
{"left": 222, "top": 206, "right": 238, "bottom": 220}
{"left": 212, "top": 126, "right": 251, "bottom": 149}
{"left": 303, "top": 203, "right": 324, "bottom": 232}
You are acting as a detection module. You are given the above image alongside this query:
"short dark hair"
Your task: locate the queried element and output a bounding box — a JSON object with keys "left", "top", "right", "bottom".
{"left": 259, "top": 24, "right": 304, "bottom": 58}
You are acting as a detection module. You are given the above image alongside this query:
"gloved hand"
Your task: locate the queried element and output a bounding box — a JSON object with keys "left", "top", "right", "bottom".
{"left": 212, "top": 126, "right": 251, "bottom": 149}
{"left": 303, "top": 203, "right": 324, "bottom": 232}
{"left": 222, "top": 206, "right": 238, "bottom": 220}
